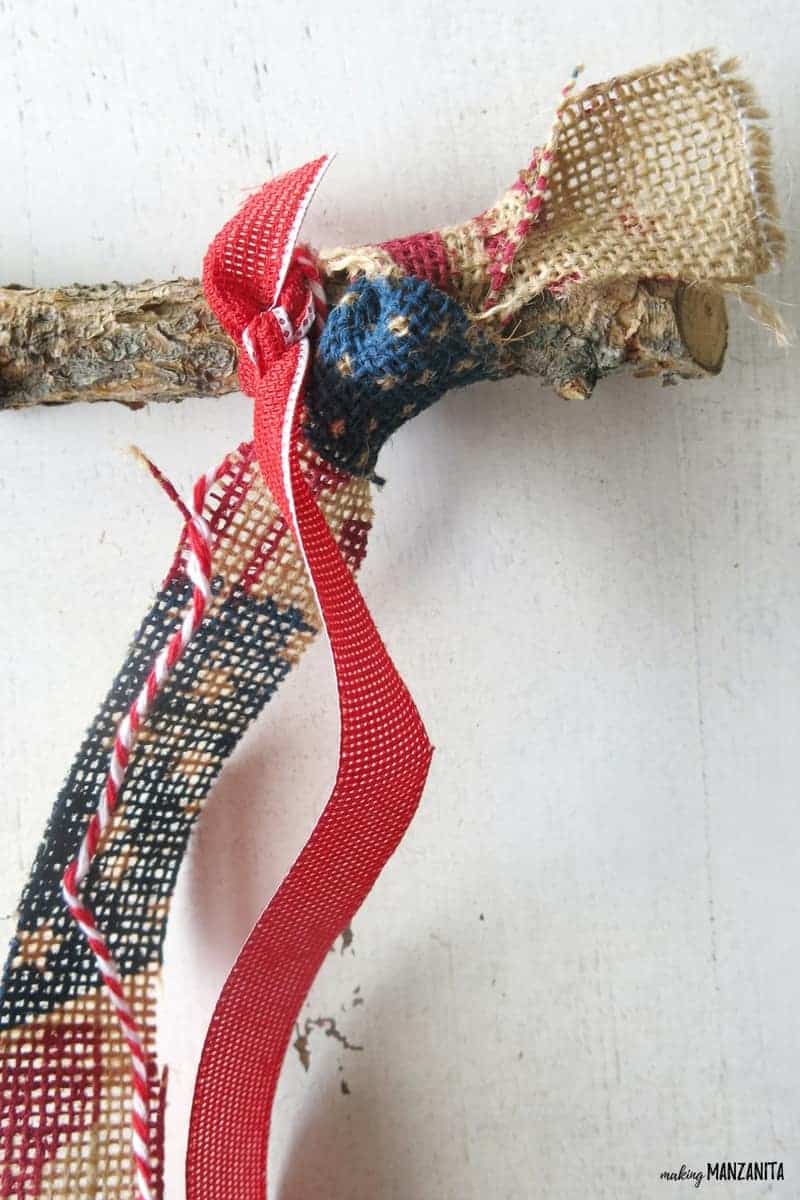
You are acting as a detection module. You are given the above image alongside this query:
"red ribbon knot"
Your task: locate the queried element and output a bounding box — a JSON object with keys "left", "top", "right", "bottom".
{"left": 240, "top": 263, "right": 318, "bottom": 374}
{"left": 188, "top": 155, "right": 432, "bottom": 1200}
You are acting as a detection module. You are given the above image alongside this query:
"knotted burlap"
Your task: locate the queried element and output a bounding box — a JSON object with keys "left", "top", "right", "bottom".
{"left": 0, "top": 49, "right": 783, "bottom": 1200}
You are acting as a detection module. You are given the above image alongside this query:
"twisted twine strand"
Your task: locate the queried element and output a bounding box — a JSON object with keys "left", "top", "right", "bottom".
{"left": 60, "top": 243, "right": 326, "bottom": 1200}
{"left": 295, "top": 245, "right": 329, "bottom": 330}
{"left": 61, "top": 453, "right": 227, "bottom": 1200}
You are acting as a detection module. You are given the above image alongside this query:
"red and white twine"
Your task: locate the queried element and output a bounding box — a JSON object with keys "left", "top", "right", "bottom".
{"left": 60, "top": 242, "right": 326, "bottom": 1200}
{"left": 294, "top": 246, "right": 328, "bottom": 331}
{"left": 61, "top": 455, "right": 226, "bottom": 1200}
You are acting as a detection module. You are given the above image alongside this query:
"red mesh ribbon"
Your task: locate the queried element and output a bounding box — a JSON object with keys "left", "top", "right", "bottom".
{"left": 187, "top": 157, "right": 433, "bottom": 1199}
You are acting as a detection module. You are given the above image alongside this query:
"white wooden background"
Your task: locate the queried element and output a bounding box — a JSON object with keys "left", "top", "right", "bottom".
{"left": 1, "top": 3, "right": 799, "bottom": 1197}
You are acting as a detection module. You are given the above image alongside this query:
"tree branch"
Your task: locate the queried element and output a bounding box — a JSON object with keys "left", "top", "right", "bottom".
{"left": 0, "top": 275, "right": 727, "bottom": 411}
{"left": 0, "top": 279, "right": 237, "bottom": 410}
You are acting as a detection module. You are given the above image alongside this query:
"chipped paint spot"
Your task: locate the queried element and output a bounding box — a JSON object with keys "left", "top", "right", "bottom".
{"left": 293, "top": 1023, "right": 311, "bottom": 1071}
{"left": 292, "top": 1015, "right": 364, "bottom": 1072}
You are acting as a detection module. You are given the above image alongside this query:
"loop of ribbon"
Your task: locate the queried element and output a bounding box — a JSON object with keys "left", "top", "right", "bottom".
{"left": 187, "top": 157, "right": 433, "bottom": 1199}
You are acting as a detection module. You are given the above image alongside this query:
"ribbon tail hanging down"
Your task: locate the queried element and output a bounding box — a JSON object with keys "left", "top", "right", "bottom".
{"left": 187, "top": 157, "right": 433, "bottom": 1200}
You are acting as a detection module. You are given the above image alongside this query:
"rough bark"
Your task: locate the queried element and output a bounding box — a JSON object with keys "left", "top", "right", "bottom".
{"left": 0, "top": 280, "right": 237, "bottom": 410}
{"left": 504, "top": 278, "right": 727, "bottom": 401}
{"left": 0, "top": 275, "right": 726, "bottom": 411}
